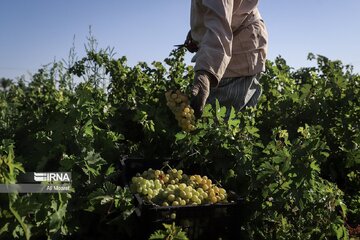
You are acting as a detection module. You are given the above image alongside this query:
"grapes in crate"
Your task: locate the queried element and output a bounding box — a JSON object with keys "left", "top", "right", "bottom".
{"left": 165, "top": 90, "right": 196, "bottom": 132}
{"left": 130, "top": 168, "right": 228, "bottom": 206}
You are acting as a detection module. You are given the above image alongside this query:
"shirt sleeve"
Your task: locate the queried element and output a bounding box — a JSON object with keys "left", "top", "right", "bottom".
{"left": 193, "top": 0, "right": 234, "bottom": 83}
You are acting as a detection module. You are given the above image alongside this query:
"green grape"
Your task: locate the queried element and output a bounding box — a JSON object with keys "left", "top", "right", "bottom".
{"left": 165, "top": 90, "right": 196, "bottom": 132}
{"left": 180, "top": 199, "right": 187, "bottom": 206}
{"left": 191, "top": 195, "right": 200, "bottom": 203}
{"left": 202, "top": 184, "right": 209, "bottom": 191}
{"left": 130, "top": 168, "right": 229, "bottom": 206}
{"left": 179, "top": 190, "right": 187, "bottom": 199}
{"left": 163, "top": 175, "right": 169, "bottom": 183}
{"left": 186, "top": 192, "right": 193, "bottom": 199}
{"left": 168, "top": 194, "right": 175, "bottom": 202}
{"left": 179, "top": 183, "right": 186, "bottom": 190}
{"left": 154, "top": 180, "right": 162, "bottom": 188}
{"left": 161, "top": 189, "right": 167, "bottom": 195}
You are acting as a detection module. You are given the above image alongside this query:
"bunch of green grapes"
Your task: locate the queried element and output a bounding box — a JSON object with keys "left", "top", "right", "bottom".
{"left": 130, "top": 168, "right": 228, "bottom": 207}
{"left": 165, "top": 90, "right": 196, "bottom": 132}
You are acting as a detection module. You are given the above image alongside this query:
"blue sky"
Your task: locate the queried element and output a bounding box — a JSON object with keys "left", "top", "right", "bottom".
{"left": 1, "top": 0, "right": 360, "bottom": 80}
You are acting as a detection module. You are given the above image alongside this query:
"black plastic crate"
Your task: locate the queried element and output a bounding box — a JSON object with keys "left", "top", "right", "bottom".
{"left": 120, "top": 156, "right": 244, "bottom": 240}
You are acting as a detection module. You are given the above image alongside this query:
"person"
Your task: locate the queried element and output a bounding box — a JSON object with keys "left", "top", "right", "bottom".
{"left": 184, "top": 0, "right": 268, "bottom": 118}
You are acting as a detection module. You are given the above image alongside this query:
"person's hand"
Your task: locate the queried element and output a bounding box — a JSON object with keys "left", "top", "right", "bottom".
{"left": 184, "top": 31, "right": 199, "bottom": 53}
{"left": 191, "top": 71, "right": 216, "bottom": 118}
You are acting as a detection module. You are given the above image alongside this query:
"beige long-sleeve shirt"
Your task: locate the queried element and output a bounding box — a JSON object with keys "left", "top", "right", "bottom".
{"left": 190, "top": 0, "right": 268, "bottom": 82}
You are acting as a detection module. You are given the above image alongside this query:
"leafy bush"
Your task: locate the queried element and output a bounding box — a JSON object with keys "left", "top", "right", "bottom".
{"left": 0, "top": 41, "right": 358, "bottom": 239}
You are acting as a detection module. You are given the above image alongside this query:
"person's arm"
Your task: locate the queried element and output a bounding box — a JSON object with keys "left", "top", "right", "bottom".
{"left": 190, "top": 0, "right": 234, "bottom": 117}
{"left": 194, "top": 0, "right": 234, "bottom": 84}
